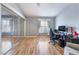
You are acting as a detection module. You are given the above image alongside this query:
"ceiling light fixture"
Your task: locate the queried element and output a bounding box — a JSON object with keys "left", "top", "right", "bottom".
{"left": 37, "top": 3, "right": 40, "bottom": 6}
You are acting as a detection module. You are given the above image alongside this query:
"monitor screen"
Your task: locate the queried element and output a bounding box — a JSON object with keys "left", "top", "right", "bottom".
{"left": 58, "top": 26, "right": 66, "bottom": 31}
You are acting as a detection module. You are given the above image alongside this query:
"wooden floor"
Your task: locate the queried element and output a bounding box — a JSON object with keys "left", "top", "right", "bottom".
{"left": 2, "top": 36, "right": 64, "bottom": 55}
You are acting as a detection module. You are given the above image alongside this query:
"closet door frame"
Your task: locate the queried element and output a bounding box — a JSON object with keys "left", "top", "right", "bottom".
{"left": 0, "top": 4, "right": 2, "bottom": 55}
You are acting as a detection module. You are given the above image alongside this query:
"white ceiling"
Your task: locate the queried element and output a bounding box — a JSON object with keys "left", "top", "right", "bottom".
{"left": 17, "top": 3, "right": 70, "bottom": 17}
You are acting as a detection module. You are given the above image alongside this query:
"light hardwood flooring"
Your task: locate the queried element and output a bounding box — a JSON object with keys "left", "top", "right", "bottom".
{"left": 2, "top": 36, "right": 64, "bottom": 55}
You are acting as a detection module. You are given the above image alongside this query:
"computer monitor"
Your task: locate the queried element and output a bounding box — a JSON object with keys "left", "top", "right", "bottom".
{"left": 58, "top": 26, "right": 66, "bottom": 31}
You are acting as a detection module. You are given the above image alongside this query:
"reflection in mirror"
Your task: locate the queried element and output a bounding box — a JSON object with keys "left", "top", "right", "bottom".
{"left": 0, "top": 4, "right": 1, "bottom": 54}
{"left": 1, "top": 5, "right": 24, "bottom": 54}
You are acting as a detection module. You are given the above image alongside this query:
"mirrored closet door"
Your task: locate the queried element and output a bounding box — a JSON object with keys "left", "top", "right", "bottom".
{"left": 1, "top": 4, "right": 24, "bottom": 54}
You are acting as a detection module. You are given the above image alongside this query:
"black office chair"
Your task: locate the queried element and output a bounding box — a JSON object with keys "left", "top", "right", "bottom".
{"left": 50, "top": 28, "right": 54, "bottom": 40}
{"left": 50, "top": 29, "right": 60, "bottom": 45}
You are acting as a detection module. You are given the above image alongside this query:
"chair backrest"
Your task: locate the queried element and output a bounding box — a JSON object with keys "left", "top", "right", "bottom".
{"left": 50, "top": 28, "right": 54, "bottom": 37}
{"left": 54, "top": 29, "right": 58, "bottom": 33}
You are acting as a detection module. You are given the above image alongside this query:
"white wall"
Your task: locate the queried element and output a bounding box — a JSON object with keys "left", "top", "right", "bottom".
{"left": 56, "top": 4, "right": 79, "bottom": 33}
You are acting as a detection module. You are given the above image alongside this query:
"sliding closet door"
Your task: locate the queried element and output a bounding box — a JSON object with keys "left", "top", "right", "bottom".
{"left": 1, "top": 5, "right": 22, "bottom": 54}
{"left": 1, "top": 4, "right": 25, "bottom": 55}
{"left": 1, "top": 5, "right": 13, "bottom": 54}
{"left": 0, "top": 8, "right": 1, "bottom": 54}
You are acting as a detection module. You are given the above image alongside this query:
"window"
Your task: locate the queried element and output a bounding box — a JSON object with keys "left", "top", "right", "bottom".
{"left": 40, "top": 21, "right": 48, "bottom": 26}
{"left": 2, "top": 20, "right": 11, "bottom": 32}
{"left": 39, "top": 20, "right": 49, "bottom": 33}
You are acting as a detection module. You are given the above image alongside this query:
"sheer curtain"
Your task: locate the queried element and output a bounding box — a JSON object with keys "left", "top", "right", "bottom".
{"left": 39, "top": 20, "right": 49, "bottom": 34}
